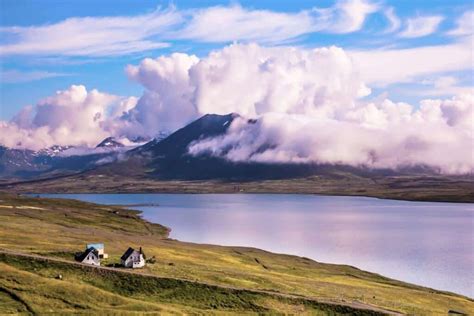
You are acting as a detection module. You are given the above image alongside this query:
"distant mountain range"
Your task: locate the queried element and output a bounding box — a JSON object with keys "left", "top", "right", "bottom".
{"left": 84, "top": 113, "right": 447, "bottom": 181}
{"left": 0, "top": 114, "right": 241, "bottom": 181}
{"left": 0, "top": 137, "right": 128, "bottom": 181}
{"left": 1, "top": 113, "right": 472, "bottom": 202}
{"left": 0, "top": 113, "right": 458, "bottom": 181}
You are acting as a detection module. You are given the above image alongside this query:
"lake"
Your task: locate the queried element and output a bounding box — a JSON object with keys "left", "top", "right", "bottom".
{"left": 39, "top": 193, "right": 473, "bottom": 297}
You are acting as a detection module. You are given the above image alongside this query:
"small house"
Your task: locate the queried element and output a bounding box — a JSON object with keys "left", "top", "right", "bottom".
{"left": 86, "top": 243, "right": 108, "bottom": 259}
{"left": 75, "top": 247, "right": 100, "bottom": 266}
{"left": 121, "top": 247, "right": 146, "bottom": 268}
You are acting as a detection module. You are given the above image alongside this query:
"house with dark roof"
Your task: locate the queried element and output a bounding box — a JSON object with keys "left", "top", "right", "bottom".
{"left": 75, "top": 247, "right": 100, "bottom": 266}
{"left": 121, "top": 247, "right": 146, "bottom": 268}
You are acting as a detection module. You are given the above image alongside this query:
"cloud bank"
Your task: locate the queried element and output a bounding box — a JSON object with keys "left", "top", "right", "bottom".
{"left": 0, "top": 85, "right": 137, "bottom": 149}
{"left": 1, "top": 44, "right": 472, "bottom": 173}
{"left": 188, "top": 95, "right": 473, "bottom": 174}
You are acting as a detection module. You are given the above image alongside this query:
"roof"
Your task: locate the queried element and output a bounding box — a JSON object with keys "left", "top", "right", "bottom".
{"left": 86, "top": 243, "right": 104, "bottom": 250}
{"left": 121, "top": 247, "right": 146, "bottom": 260}
{"left": 121, "top": 247, "right": 135, "bottom": 261}
{"left": 76, "top": 247, "right": 99, "bottom": 262}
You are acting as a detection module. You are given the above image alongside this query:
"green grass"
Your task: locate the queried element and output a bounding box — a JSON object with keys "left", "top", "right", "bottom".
{"left": 0, "top": 254, "right": 388, "bottom": 315}
{"left": 0, "top": 193, "right": 472, "bottom": 315}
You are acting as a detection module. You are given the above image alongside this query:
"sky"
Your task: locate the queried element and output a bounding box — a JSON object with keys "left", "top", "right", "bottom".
{"left": 0, "top": 0, "right": 472, "bottom": 118}
{"left": 0, "top": 0, "right": 472, "bottom": 173}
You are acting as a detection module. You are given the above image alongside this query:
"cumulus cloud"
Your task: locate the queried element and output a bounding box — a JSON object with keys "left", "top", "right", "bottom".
{"left": 0, "top": 85, "right": 136, "bottom": 150}
{"left": 1, "top": 44, "right": 472, "bottom": 174}
{"left": 124, "top": 44, "right": 370, "bottom": 134}
{"left": 398, "top": 15, "right": 444, "bottom": 38}
{"left": 123, "top": 43, "right": 472, "bottom": 173}
{"left": 123, "top": 53, "right": 200, "bottom": 136}
{"left": 189, "top": 95, "right": 473, "bottom": 174}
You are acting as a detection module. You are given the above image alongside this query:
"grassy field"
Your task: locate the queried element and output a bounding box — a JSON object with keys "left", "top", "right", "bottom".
{"left": 0, "top": 193, "right": 472, "bottom": 315}
{"left": 2, "top": 172, "right": 473, "bottom": 203}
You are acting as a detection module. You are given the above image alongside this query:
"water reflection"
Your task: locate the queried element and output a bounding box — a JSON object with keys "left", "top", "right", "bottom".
{"left": 40, "top": 193, "right": 473, "bottom": 297}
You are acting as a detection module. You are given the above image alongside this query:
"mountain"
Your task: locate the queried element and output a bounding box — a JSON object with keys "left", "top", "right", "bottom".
{"left": 0, "top": 113, "right": 444, "bottom": 181}
{"left": 0, "top": 144, "right": 117, "bottom": 181}
{"left": 1, "top": 113, "right": 472, "bottom": 202}
{"left": 96, "top": 137, "right": 124, "bottom": 149}
{"left": 0, "top": 146, "right": 46, "bottom": 180}
{"left": 90, "top": 113, "right": 402, "bottom": 180}
{"left": 35, "top": 145, "right": 74, "bottom": 157}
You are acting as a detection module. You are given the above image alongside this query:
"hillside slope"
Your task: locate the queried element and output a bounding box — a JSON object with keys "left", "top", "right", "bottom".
{"left": 0, "top": 193, "right": 472, "bottom": 314}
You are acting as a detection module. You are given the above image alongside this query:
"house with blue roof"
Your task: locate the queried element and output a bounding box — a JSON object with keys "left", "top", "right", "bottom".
{"left": 86, "top": 243, "right": 108, "bottom": 259}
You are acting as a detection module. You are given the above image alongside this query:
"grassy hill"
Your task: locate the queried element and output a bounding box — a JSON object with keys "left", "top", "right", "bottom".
{"left": 0, "top": 193, "right": 472, "bottom": 315}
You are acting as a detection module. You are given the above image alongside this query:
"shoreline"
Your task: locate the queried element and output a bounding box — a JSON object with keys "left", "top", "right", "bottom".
{"left": 33, "top": 193, "right": 473, "bottom": 297}
{"left": 2, "top": 172, "right": 473, "bottom": 203}
{"left": 0, "top": 192, "right": 472, "bottom": 314}
{"left": 28, "top": 191, "right": 474, "bottom": 204}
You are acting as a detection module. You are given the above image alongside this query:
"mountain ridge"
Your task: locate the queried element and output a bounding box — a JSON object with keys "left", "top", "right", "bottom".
{"left": 1, "top": 113, "right": 473, "bottom": 202}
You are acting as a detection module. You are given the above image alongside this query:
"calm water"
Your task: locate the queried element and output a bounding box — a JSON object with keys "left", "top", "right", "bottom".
{"left": 40, "top": 194, "right": 473, "bottom": 296}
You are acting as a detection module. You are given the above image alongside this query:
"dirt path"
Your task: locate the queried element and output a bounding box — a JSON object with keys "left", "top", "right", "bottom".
{"left": 0, "top": 249, "right": 402, "bottom": 315}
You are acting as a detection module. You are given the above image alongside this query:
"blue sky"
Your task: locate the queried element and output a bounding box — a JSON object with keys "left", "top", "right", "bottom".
{"left": 0, "top": 0, "right": 472, "bottom": 120}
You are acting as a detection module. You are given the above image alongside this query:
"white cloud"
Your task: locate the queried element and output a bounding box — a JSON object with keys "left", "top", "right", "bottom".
{"left": 399, "top": 15, "right": 444, "bottom": 38}
{"left": 2, "top": 44, "right": 472, "bottom": 174}
{"left": 350, "top": 37, "right": 472, "bottom": 86}
{"left": 382, "top": 7, "right": 401, "bottom": 33}
{"left": 0, "top": 8, "right": 180, "bottom": 56}
{"left": 0, "top": 1, "right": 380, "bottom": 56}
{"left": 432, "top": 76, "right": 458, "bottom": 89}
{"left": 189, "top": 93, "right": 474, "bottom": 174}
{"left": 387, "top": 74, "right": 473, "bottom": 98}
{"left": 174, "top": 5, "right": 317, "bottom": 43}
{"left": 447, "top": 10, "right": 474, "bottom": 36}
{"left": 123, "top": 44, "right": 471, "bottom": 173}
{"left": 124, "top": 53, "right": 200, "bottom": 135}
{"left": 176, "top": 0, "right": 380, "bottom": 43}
{"left": 420, "top": 93, "right": 473, "bottom": 132}
{"left": 321, "top": 0, "right": 379, "bottom": 34}
{"left": 125, "top": 44, "right": 370, "bottom": 135}
{"left": 1, "top": 69, "right": 70, "bottom": 83}
{"left": 0, "top": 85, "right": 136, "bottom": 149}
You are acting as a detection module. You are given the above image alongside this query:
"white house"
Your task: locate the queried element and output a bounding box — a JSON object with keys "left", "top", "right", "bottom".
{"left": 75, "top": 247, "right": 100, "bottom": 266}
{"left": 86, "top": 243, "right": 108, "bottom": 259}
{"left": 121, "top": 247, "right": 146, "bottom": 268}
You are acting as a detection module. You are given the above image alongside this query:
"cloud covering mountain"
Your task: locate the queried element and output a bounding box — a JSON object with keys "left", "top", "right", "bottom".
{"left": 0, "top": 44, "right": 472, "bottom": 173}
